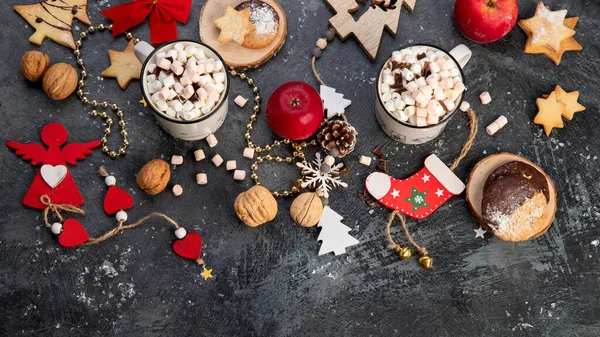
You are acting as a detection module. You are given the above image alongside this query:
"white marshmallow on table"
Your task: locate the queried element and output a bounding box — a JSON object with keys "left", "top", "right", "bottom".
{"left": 443, "top": 99, "right": 456, "bottom": 111}
{"left": 385, "top": 101, "right": 395, "bottom": 112}
{"left": 183, "top": 85, "right": 195, "bottom": 99}
{"left": 416, "top": 117, "right": 427, "bottom": 127}
{"left": 185, "top": 45, "right": 197, "bottom": 57}
{"left": 174, "top": 43, "right": 184, "bottom": 52}
{"left": 382, "top": 92, "right": 392, "bottom": 102}
{"left": 415, "top": 77, "right": 427, "bottom": 88}
{"left": 147, "top": 64, "right": 157, "bottom": 74}
{"left": 157, "top": 57, "right": 171, "bottom": 70}
{"left": 243, "top": 147, "right": 255, "bottom": 159}
{"left": 226, "top": 160, "right": 236, "bottom": 171}
{"left": 206, "top": 134, "right": 218, "bottom": 148}
{"left": 406, "top": 81, "right": 419, "bottom": 92}
{"left": 196, "top": 173, "right": 208, "bottom": 185}
{"left": 211, "top": 154, "right": 223, "bottom": 167}
{"left": 182, "top": 101, "right": 194, "bottom": 112}
{"left": 197, "top": 88, "right": 208, "bottom": 101}
{"left": 233, "top": 170, "right": 246, "bottom": 181}
{"left": 156, "top": 100, "right": 168, "bottom": 112}
{"left": 172, "top": 184, "right": 183, "bottom": 196}
{"left": 402, "top": 68, "right": 415, "bottom": 81}
{"left": 410, "top": 64, "right": 422, "bottom": 75}
{"left": 440, "top": 78, "right": 454, "bottom": 89}
{"left": 213, "top": 72, "right": 226, "bottom": 83}
{"left": 394, "top": 99, "right": 406, "bottom": 110}
{"left": 380, "top": 83, "right": 390, "bottom": 94}
{"left": 177, "top": 51, "right": 187, "bottom": 64}
{"left": 147, "top": 74, "right": 157, "bottom": 83}
{"left": 402, "top": 92, "right": 415, "bottom": 106}
{"left": 235, "top": 95, "right": 248, "bottom": 107}
{"left": 427, "top": 114, "right": 439, "bottom": 125}
{"left": 167, "top": 50, "right": 178, "bottom": 59}
{"left": 480, "top": 91, "right": 492, "bottom": 105}
{"left": 429, "top": 61, "right": 441, "bottom": 73}
{"left": 404, "top": 106, "right": 416, "bottom": 116}
{"left": 105, "top": 176, "right": 116, "bottom": 186}
{"left": 434, "top": 87, "right": 445, "bottom": 100}
{"left": 359, "top": 155, "right": 372, "bottom": 166}
{"left": 171, "top": 155, "right": 184, "bottom": 165}
{"left": 459, "top": 101, "right": 470, "bottom": 112}
{"left": 486, "top": 116, "right": 508, "bottom": 135}
{"left": 163, "top": 74, "right": 175, "bottom": 88}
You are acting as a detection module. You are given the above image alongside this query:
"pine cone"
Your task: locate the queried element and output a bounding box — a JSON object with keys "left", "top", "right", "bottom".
{"left": 317, "top": 120, "right": 357, "bottom": 158}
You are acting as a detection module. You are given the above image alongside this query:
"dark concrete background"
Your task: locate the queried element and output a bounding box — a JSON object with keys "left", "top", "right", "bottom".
{"left": 1, "top": 0, "right": 599, "bottom": 336}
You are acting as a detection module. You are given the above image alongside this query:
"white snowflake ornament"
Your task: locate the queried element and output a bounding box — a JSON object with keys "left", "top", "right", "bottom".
{"left": 296, "top": 153, "right": 348, "bottom": 199}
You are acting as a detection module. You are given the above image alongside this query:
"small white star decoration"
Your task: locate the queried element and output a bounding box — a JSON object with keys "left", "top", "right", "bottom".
{"left": 435, "top": 188, "right": 444, "bottom": 197}
{"left": 297, "top": 153, "right": 348, "bottom": 199}
{"left": 474, "top": 227, "right": 486, "bottom": 239}
{"left": 421, "top": 174, "right": 430, "bottom": 183}
{"left": 391, "top": 189, "right": 400, "bottom": 198}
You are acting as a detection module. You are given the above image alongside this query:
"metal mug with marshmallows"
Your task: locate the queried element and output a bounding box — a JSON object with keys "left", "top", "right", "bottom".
{"left": 134, "top": 40, "right": 230, "bottom": 141}
{"left": 375, "top": 44, "right": 472, "bottom": 145}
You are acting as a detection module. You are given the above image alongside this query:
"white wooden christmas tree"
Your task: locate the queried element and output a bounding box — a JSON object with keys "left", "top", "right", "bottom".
{"left": 317, "top": 207, "right": 359, "bottom": 256}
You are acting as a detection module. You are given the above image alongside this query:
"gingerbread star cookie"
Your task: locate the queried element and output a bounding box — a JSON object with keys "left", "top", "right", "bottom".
{"left": 519, "top": 2, "right": 575, "bottom": 53}
{"left": 554, "top": 85, "right": 585, "bottom": 120}
{"left": 522, "top": 17, "right": 582, "bottom": 65}
{"left": 213, "top": 5, "right": 256, "bottom": 45}
{"left": 14, "top": 0, "right": 91, "bottom": 50}
{"left": 101, "top": 40, "right": 142, "bottom": 89}
{"left": 534, "top": 91, "right": 565, "bottom": 136}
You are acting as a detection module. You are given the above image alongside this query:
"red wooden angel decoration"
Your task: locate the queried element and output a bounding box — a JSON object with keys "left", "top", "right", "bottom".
{"left": 7, "top": 123, "right": 100, "bottom": 209}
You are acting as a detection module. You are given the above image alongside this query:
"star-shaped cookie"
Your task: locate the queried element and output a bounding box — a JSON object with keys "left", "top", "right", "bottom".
{"left": 14, "top": 0, "right": 91, "bottom": 50}
{"left": 213, "top": 5, "right": 256, "bottom": 45}
{"left": 101, "top": 40, "right": 142, "bottom": 89}
{"left": 534, "top": 91, "right": 565, "bottom": 136}
{"left": 522, "top": 16, "right": 582, "bottom": 65}
{"left": 554, "top": 85, "right": 585, "bottom": 120}
{"left": 519, "top": 2, "right": 575, "bottom": 53}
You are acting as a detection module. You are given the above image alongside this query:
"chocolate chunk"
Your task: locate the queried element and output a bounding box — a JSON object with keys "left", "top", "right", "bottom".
{"left": 417, "top": 53, "right": 426, "bottom": 60}
{"left": 482, "top": 175, "right": 542, "bottom": 226}
{"left": 484, "top": 161, "right": 549, "bottom": 200}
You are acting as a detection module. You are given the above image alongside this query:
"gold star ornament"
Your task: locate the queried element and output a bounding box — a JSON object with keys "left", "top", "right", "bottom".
{"left": 101, "top": 40, "right": 142, "bottom": 89}
{"left": 201, "top": 267, "right": 213, "bottom": 280}
{"left": 213, "top": 5, "right": 256, "bottom": 46}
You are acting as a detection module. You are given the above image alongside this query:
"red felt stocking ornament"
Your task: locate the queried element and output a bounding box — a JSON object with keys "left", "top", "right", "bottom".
{"left": 366, "top": 154, "right": 466, "bottom": 219}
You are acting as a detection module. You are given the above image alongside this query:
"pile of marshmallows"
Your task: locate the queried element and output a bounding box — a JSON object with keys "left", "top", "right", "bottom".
{"left": 146, "top": 43, "right": 226, "bottom": 121}
{"left": 380, "top": 46, "right": 466, "bottom": 127}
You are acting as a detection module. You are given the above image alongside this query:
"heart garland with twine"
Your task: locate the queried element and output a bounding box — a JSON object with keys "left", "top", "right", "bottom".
{"left": 101, "top": 0, "right": 193, "bottom": 44}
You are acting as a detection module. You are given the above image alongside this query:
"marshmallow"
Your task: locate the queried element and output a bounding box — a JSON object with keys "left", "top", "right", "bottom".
{"left": 151, "top": 92, "right": 161, "bottom": 103}
{"left": 416, "top": 107, "right": 427, "bottom": 118}
{"left": 243, "top": 147, "right": 255, "bottom": 159}
{"left": 201, "top": 106, "right": 212, "bottom": 115}
{"left": 440, "top": 78, "right": 454, "bottom": 89}
{"left": 156, "top": 100, "right": 168, "bottom": 112}
{"left": 194, "top": 49, "right": 206, "bottom": 60}
{"left": 420, "top": 86, "right": 433, "bottom": 98}
{"left": 392, "top": 51, "right": 403, "bottom": 62}
{"left": 416, "top": 117, "right": 427, "bottom": 127}
{"left": 404, "top": 106, "right": 416, "bottom": 116}
{"left": 174, "top": 43, "right": 184, "bottom": 52}
{"left": 427, "top": 100, "right": 438, "bottom": 115}
{"left": 480, "top": 91, "right": 492, "bottom": 105}
{"left": 408, "top": 115, "right": 417, "bottom": 125}
{"left": 397, "top": 109, "right": 410, "bottom": 122}
{"left": 454, "top": 82, "right": 466, "bottom": 94}
{"left": 158, "top": 87, "right": 170, "bottom": 101}
{"left": 182, "top": 101, "right": 194, "bottom": 112}
{"left": 426, "top": 77, "right": 438, "bottom": 89}
{"left": 381, "top": 83, "right": 391, "bottom": 93}
{"left": 415, "top": 77, "right": 427, "bottom": 88}
{"left": 429, "top": 62, "right": 441, "bottom": 73}
{"left": 182, "top": 110, "right": 197, "bottom": 121}
{"left": 174, "top": 82, "right": 184, "bottom": 94}
{"left": 172, "top": 184, "right": 183, "bottom": 196}
{"left": 179, "top": 75, "right": 192, "bottom": 87}
{"left": 166, "top": 50, "right": 178, "bottom": 59}
{"left": 402, "top": 92, "right": 415, "bottom": 106}
{"left": 208, "top": 91, "right": 220, "bottom": 102}
{"left": 168, "top": 89, "right": 177, "bottom": 101}
{"left": 410, "top": 64, "right": 422, "bottom": 75}
{"left": 157, "top": 57, "right": 171, "bottom": 70}
{"left": 177, "top": 51, "right": 187, "bottom": 64}
{"left": 165, "top": 107, "right": 176, "bottom": 118}
{"left": 150, "top": 80, "right": 162, "bottom": 93}
{"left": 163, "top": 75, "right": 175, "bottom": 88}
{"left": 359, "top": 155, "right": 372, "bottom": 166}
{"left": 449, "top": 67, "right": 460, "bottom": 78}
{"left": 439, "top": 70, "right": 450, "bottom": 79}
{"left": 197, "top": 88, "right": 209, "bottom": 101}
{"left": 171, "top": 155, "right": 184, "bottom": 165}
{"left": 392, "top": 92, "right": 402, "bottom": 101}
{"left": 394, "top": 99, "right": 406, "bottom": 111}
{"left": 405, "top": 54, "right": 417, "bottom": 64}
{"left": 486, "top": 116, "right": 508, "bottom": 135}
{"left": 171, "top": 61, "right": 184, "bottom": 76}
{"left": 206, "top": 134, "right": 218, "bottom": 148}
{"left": 214, "top": 61, "right": 224, "bottom": 71}
{"left": 406, "top": 82, "right": 419, "bottom": 92}
{"left": 205, "top": 63, "right": 214, "bottom": 73}
{"left": 194, "top": 100, "right": 205, "bottom": 109}
{"left": 434, "top": 87, "right": 445, "bottom": 100}
{"left": 441, "top": 59, "right": 454, "bottom": 70}
{"left": 215, "top": 83, "right": 225, "bottom": 94}
{"left": 384, "top": 74, "right": 395, "bottom": 85}
{"left": 402, "top": 68, "right": 415, "bottom": 81}
{"left": 442, "top": 99, "right": 455, "bottom": 111}
{"left": 169, "top": 100, "right": 183, "bottom": 112}
{"left": 213, "top": 72, "right": 226, "bottom": 83}
{"left": 427, "top": 114, "right": 439, "bottom": 125}
{"left": 233, "top": 170, "right": 246, "bottom": 181}
{"left": 385, "top": 101, "right": 396, "bottom": 112}
{"left": 226, "top": 160, "right": 237, "bottom": 171}
{"left": 194, "top": 149, "right": 205, "bottom": 161}
{"left": 147, "top": 64, "right": 157, "bottom": 74}
{"left": 196, "top": 64, "right": 206, "bottom": 75}
{"left": 155, "top": 52, "right": 166, "bottom": 59}
{"left": 146, "top": 74, "right": 157, "bottom": 83}
{"left": 413, "top": 90, "right": 427, "bottom": 104}
{"left": 196, "top": 173, "right": 208, "bottom": 185}
{"left": 198, "top": 75, "right": 212, "bottom": 87}
{"left": 211, "top": 154, "right": 223, "bottom": 167}
{"left": 185, "top": 45, "right": 197, "bottom": 57}
{"left": 235, "top": 95, "right": 248, "bottom": 107}
{"left": 459, "top": 101, "right": 470, "bottom": 112}
{"left": 183, "top": 85, "right": 195, "bottom": 99}
{"left": 382, "top": 92, "right": 392, "bottom": 102}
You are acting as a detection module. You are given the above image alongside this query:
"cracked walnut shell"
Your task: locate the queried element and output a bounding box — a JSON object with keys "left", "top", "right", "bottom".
{"left": 234, "top": 185, "right": 278, "bottom": 227}
{"left": 136, "top": 159, "right": 171, "bottom": 195}
{"left": 21, "top": 50, "right": 50, "bottom": 82}
{"left": 290, "top": 192, "right": 323, "bottom": 227}
{"left": 42, "top": 63, "right": 78, "bottom": 100}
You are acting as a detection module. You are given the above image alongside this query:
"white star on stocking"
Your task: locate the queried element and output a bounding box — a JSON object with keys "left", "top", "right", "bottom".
{"left": 474, "top": 227, "right": 486, "bottom": 239}
{"left": 390, "top": 189, "right": 400, "bottom": 198}
{"left": 421, "top": 174, "right": 430, "bottom": 183}
{"left": 435, "top": 188, "right": 444, "bottom": 197}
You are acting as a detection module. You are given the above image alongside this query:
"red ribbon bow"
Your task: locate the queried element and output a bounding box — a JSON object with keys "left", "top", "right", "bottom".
{"left": 101, "top": 0, "right": 193, "bottom": 45}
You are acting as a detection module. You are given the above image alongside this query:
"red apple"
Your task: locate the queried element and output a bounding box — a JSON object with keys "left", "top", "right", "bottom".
{"left": 266, "top": 82, "right": 324, "bottom": 140}
{"left": 454, "top": 0, "right": 518, "bottom": 43}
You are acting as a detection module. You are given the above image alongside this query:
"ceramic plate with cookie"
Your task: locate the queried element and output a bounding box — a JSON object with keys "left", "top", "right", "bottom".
{"left": 200, "top": 0, "right": 287, "bottom": 69}
{"left": 466, "top": 153, "right": 557, "bottom": 242}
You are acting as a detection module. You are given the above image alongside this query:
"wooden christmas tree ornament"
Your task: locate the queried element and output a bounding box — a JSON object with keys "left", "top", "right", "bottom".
{"left": 325, "top": 0, "right": 417, "bottom": 60}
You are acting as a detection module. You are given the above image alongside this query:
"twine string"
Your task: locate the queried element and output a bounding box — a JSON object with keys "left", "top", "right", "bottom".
{"left": 311, "top": 56, "right": 326, "bottom": 86}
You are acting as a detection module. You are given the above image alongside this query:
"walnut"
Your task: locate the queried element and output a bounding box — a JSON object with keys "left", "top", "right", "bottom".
{"left": 290, "top": 192, "right": 323, "bottom": 227}
{"left": 136, "top": 159, "right": 171, "bottom": 195}
{"left": 42, "top": 63, "right": 78, "bottom": 100}
{"left": 234, "top": 185, "right": 278, "bottom": 227}
{"left": 21, "top": 50, "right": 50, "bottom": 82}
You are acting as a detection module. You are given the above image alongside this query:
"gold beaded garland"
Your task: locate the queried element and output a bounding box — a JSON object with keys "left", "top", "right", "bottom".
{"left": 74, "top": 24, "right": 132, "bottom": 158}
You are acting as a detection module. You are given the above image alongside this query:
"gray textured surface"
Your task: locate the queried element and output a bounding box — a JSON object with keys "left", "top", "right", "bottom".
{"left": 1, "top": 0, "right": 600, "bottom": 336}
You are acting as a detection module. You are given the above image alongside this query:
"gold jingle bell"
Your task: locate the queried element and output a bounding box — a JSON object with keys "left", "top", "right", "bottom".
{"left": 398, "top": 246, "right": 412, "bottom": 260}
{"left": 418, "top": 254, "right": 433, "bottom": 270}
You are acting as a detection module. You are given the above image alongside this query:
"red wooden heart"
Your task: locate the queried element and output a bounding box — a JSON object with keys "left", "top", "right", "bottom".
{"left": 173, "top": 232, "right": 203, "bottom": 261}
{"left": 104, "top": 185, "right": 134, "bottom": 215}
{"left": 58, "top": 218, "right": 89, "bottom": 248}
